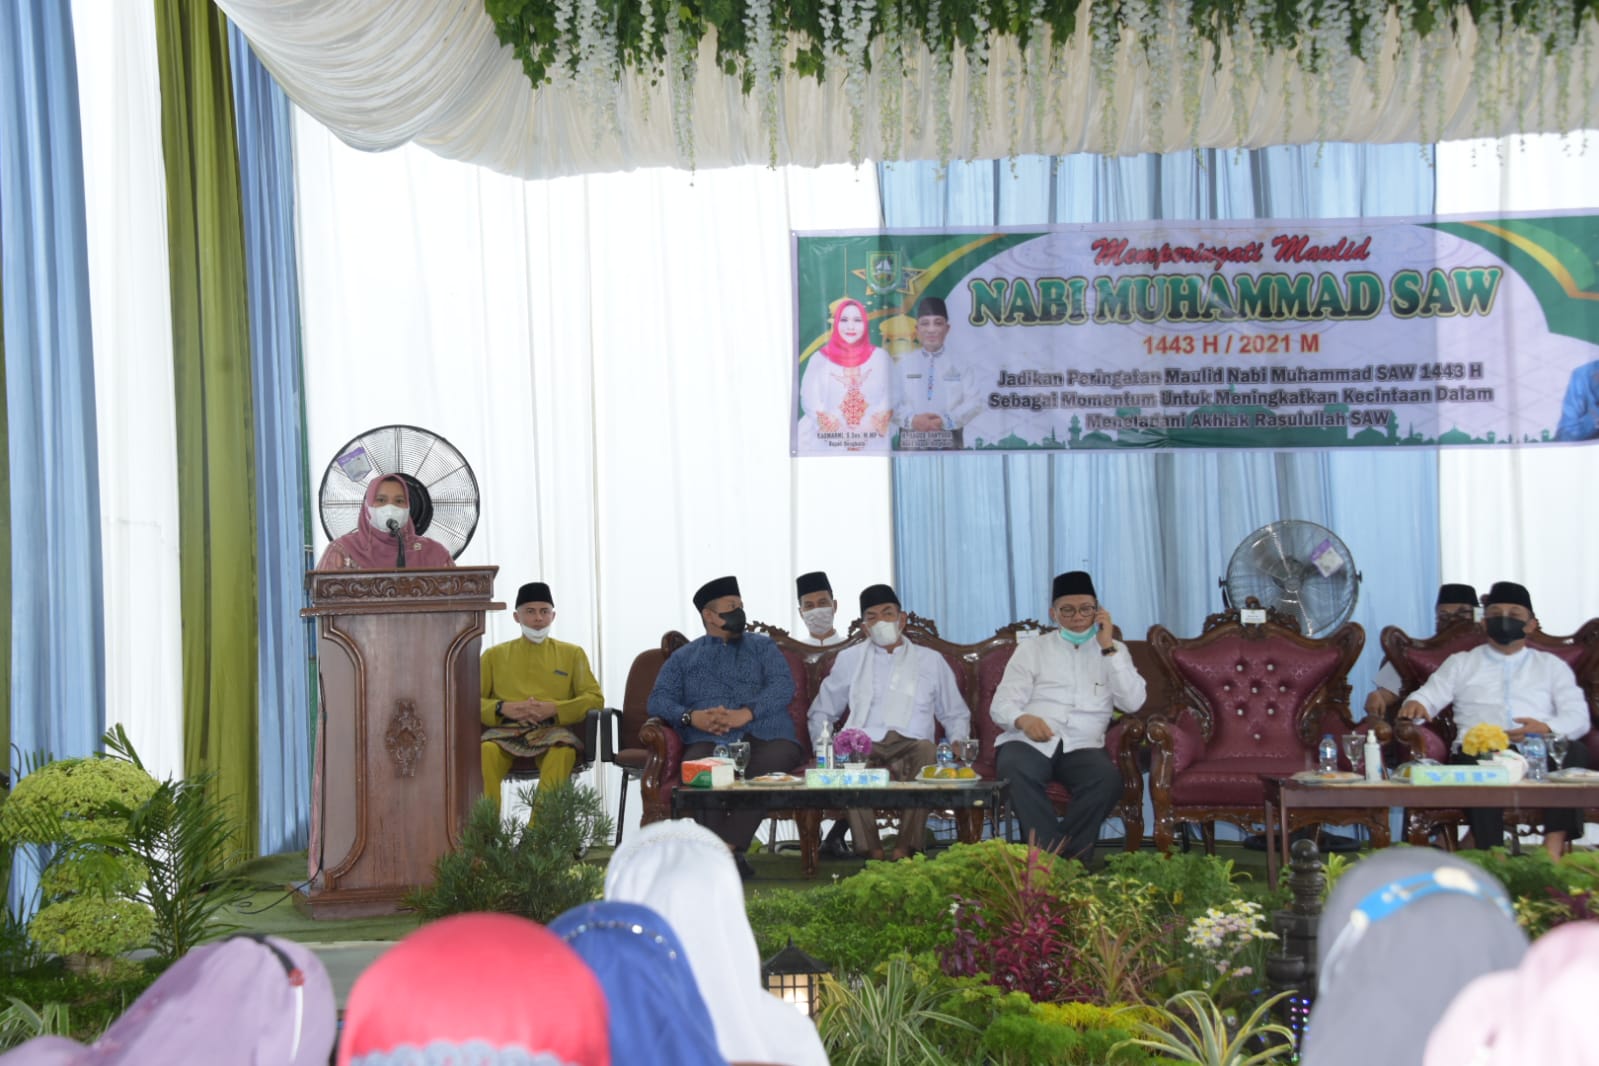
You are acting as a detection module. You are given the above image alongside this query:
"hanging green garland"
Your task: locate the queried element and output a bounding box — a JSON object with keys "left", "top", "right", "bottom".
{"left": 484, "top": 0, "right": 1599, "bottom": 165}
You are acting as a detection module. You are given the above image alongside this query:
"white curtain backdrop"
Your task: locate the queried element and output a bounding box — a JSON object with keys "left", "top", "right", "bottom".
{"left": 220, "top": 0, "right": 1599, "bottom": 180}
{"left": 1435, "top": 134, "right": 1599, "bottom": 635}
{"left": 71, "top": 0, "right": 184, "bottom": 782}
{"left": 293, "top": 122, "right": 892, "bottom": 824}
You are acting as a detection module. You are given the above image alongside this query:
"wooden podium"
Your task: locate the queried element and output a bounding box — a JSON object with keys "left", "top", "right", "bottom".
{"left": 299, "top": 567, "right": 502, "bottom": 917}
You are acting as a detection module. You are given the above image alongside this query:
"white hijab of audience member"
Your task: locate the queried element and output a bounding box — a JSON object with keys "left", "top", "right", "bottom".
{"left": 605, "top": 820, "right": 829, "bottom": 1066}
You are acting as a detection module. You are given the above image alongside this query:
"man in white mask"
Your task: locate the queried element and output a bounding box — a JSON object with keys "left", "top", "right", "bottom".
{"left": 991, "top": 570, "right": 1146, "bottom": 861}
{"left": 479, "top": 581, "right": 604, "bottom": 816}
{"left": 806, "top": 584, "right": 971, "bottom": 860}
{"left": 796, "top": 570, "right": 847, "bottom": 646}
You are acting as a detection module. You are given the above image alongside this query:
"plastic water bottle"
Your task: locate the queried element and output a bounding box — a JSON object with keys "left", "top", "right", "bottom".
{"left": 936, "top": 741, "right": 955, "bottom": 768}
{"left": 1523, "top": 733, "right": 1548, "bottom": 782}
{"left": 818, "top": 720, "right": 833, "bottom": 770}
{"left": 1318, "top": 734, "right": 1339, "bottom": 774}
{"left": 1364, "top": 729, "right": 1383, "bottom": 783}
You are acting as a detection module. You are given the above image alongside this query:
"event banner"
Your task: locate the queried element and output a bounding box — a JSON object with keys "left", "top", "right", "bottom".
{"left": 791, "top": 212, "right": 1599, "bottom": 456}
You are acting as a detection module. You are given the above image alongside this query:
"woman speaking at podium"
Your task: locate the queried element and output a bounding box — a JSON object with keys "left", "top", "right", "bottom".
{"left": 317, "top": 475, "right": 454, "bottom": 570}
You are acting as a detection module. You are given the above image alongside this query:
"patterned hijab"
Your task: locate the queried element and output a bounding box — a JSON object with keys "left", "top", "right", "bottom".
{"left": 337, "top": 913, "right": 610, "bottom": 1066}
{"left": 819, "top": 298, "right": 874, "bottom": 368}
{"left": 550, "top": 901, "right": 727, "bottom": 1066}
{"left": 604, "top": 821, "right": 828, "bottom": 1066}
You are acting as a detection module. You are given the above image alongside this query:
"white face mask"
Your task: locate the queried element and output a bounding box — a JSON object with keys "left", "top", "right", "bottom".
{"left": 800, "top": 605, "right": 836, "bottom": 637}
{"left": 368, "top": 504, "right": 408, "bottom": 532}
{"left": 520, "top": 624, "right": 550, "bottom": 644}
{"left": 868, "top": 619, "right": 901, "bottom": 647}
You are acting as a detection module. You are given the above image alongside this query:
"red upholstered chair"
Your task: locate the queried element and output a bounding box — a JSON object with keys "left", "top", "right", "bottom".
{"left": 972, "top": 623, "right": 1151, "bottom": 851}
{"left": 1146, "top": 603, "right": 1368, "bottom": 854}
{"left": 598, "top": 634, "right": 687, "bottom": 843}
{"left": 1391, "top": 618, "right": 1599, "bottom": 845}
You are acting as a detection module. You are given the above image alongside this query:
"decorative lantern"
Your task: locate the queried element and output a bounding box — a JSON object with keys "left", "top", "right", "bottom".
{"left": 761, "top": 938, "right": 829, "bottom": 1018}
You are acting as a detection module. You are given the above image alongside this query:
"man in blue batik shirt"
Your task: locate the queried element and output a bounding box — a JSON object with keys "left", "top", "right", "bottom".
{"left": 1555, "top": 359, "right": 1599, "bottom": 442}
{"left": 649, "top": 574, "right": 801, "bottom": 878}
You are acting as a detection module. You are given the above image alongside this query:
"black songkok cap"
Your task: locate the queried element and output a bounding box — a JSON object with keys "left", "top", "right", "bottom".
{"left": 859, "top": 584, "right": 901, "bottom": 615}
{"left": 1482, "top": 581, "right": 1533, "bottom": 611}
{"left": 1051, "top": 570, "right": 1096, "bottom": 602}
{"left": 693, "top": 575, "right": 741, "bottom": 612}
{"left": 916, "top": 296, "right": 949, "bottom": 320}
{"left": 796, "top": 571, "right": 832, "bottom": 600}
{"left": 516, "top": 582, "right": 553, "bottom": 607}
{"left": 1436, "top": 583, "right": 1478, "bottom": 608}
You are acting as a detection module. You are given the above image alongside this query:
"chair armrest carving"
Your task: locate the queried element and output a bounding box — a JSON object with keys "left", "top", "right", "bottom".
{"left": 638, "top": 716, "right": 681, "bottom": 826}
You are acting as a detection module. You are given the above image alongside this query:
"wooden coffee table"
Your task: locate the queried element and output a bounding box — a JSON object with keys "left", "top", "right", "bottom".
{"left": 1261, "top": 776, "right": 1599, "bottom": 888}
{"left": 670, "top": 779, "right": 1008, "bottom": 877}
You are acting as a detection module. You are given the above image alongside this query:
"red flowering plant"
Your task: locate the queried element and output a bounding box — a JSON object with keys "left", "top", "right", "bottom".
{"left": 833, "top": 728, "right": 873, "bottom": 763}
{"left": 938, "top": 846, "right": 1090, "bottom": 1003}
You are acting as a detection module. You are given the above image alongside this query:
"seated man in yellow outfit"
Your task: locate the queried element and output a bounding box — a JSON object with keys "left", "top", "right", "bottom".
{"left": 480, "top": 581, "right": 604, "bottom": 812}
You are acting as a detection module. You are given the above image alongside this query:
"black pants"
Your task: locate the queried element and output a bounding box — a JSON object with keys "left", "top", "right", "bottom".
{"left": 995, "top": 741, "right": 1121, "bottom": 861}
{"left": 682, "top": 738, "right": 804, "bottom": 852}
{"left": 1448, "top": 737, "right": 1591, "bottom": 846}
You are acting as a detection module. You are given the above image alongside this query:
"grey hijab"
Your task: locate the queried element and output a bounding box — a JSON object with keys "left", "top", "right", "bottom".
{"left": 1301, "top": 848, "right": 1527, "bottom": 1066}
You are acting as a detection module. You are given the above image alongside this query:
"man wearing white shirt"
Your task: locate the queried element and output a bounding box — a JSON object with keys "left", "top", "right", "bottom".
{"left": 796, "top": 571, "right": 848, "bottom": 647}
{"left": 1399, "top": 580, "right": 1592, "bottom": 856}
{"left": 1363, "top": 582, "right": 1477, "bottom": 718}
{"left": 894, "top": 296, "right": 982, "bottom": 449}
{"left": 991, "top": 570, "right": 1147, "bottom": 861}
{"left": 807, "top": 584, "right": 971, "bottom": 860}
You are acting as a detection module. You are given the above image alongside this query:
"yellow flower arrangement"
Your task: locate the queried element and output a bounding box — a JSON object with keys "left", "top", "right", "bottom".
{"left": 1461, "top": 723, "right": 1511, "bottom": 757}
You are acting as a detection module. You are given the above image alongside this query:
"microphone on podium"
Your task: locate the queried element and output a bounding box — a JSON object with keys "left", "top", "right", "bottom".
{"left": 387, "top": 519, "right": 407, "bottom": 568}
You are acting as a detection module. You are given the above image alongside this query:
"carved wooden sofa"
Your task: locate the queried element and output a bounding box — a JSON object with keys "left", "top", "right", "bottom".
{"left": 1146, "top": 603, "right": 1376, "bottom": 854}
{"left": 635, "top": 613, "right": 1166, "bottom": 857}
{"left": 1388, "top": 618, "right": 1599, "bottom": 845}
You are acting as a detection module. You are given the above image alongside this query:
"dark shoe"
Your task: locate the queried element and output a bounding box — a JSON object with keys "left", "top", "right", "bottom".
{"left": 734, "top": 852, "right": 757, "bottom": 881}
{"left": 819, "top": 837, "right": 855, "bottom": 860}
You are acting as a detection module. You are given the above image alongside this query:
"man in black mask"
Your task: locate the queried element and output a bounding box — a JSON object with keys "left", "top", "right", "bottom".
{"left": 1399, "top": 580, "right": 1592, "bottom": 856}
{"left": 648, "top": 575, "right": 803, "bottom": 877}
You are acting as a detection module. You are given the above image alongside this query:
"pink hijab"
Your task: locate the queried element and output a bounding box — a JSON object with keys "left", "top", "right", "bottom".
{"left": 318, "top": 475, "right": 454, "bottom": 570}
{"left": 337, "top": 913, "right": 610, "bottom": 1066}
{"left": 820, "top": 298, "right": 875, "bottom": 368}
{"left": 1424, "top": 921, "right": 1599, "bottom": 1066}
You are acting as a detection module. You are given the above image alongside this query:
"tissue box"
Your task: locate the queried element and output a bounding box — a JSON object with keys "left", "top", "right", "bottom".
{"left": 1408, "top": 762, "right": 1513, "bottom": 786}
{"left": 682, "top": 758, "right": 735, "bottom": 788}
{"left": 805, "top": 767, "right": 890, "bottom": 788}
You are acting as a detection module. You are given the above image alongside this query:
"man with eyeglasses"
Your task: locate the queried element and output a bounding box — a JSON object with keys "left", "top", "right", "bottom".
{"left": 990, "top": 570, "right": 1147, "bottom": 860}
{"left": 1398, "top": 580, "right": 1592, "bottom": 857}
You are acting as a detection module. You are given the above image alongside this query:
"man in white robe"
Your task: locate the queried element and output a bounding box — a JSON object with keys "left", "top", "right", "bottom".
{"left": 894, "top": 296, "right": 982, "bottom": 449}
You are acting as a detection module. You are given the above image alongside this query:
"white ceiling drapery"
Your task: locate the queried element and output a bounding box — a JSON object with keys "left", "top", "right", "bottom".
{"left": 217, "top": 0, "right": 1599, "bottom": 180}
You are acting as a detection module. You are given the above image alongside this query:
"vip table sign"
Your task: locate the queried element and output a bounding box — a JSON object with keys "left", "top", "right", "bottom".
{"left": 670, "top": 778, "right": 1007, "bottom": 877}
{"left": 792, "top": 212, "right": 1599, "bottom": 456}
{"left": 1261, "top": 775, "right": 1599, "bottom": 888}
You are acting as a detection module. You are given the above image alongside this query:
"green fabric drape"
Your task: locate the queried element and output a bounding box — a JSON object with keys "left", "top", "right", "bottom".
{"left": 155, "top": 0, "right": 259, "bottom": 854}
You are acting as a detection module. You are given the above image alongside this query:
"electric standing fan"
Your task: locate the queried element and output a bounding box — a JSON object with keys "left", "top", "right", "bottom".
{"left": 1220, "top": 520, "right": 1361, "bottom": 637}
{"left": 317, "top": 424, "right": 480, "bottom": 558}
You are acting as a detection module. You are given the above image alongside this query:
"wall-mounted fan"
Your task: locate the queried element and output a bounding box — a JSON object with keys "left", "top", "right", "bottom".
{"left": 1221, "top": 520, "right": 1361, "bottom": 637}
{"left": 317, "top": 425, "right": 480, "bottom": 558}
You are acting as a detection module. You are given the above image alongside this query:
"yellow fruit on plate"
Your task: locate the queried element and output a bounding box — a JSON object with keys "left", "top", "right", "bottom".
{"left": 935, "top": 767, "right": 957, "bottom": 779}
{"left": 956, "top": 767, "right": 977, "bottom": 779}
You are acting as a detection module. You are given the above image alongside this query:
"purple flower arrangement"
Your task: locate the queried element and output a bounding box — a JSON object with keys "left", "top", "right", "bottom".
{"left": 834, "top": 727, "right": 873, "bottom": 763}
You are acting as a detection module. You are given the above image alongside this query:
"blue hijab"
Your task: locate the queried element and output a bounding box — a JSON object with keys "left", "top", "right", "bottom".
{"left": 550, "top": 901, "right": 727, "bottom": 1066}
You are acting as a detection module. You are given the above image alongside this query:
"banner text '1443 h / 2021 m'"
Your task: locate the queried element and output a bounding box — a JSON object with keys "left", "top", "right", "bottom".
{"left": 790, "top": 212, "right": 1599, "bottom": 456}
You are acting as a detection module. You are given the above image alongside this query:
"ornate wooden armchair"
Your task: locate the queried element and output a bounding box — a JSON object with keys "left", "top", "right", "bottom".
{"left": 1390, "top": 618, "right": 1599, "bottom": 845}
{"left": 1146, "top": 603, "right": 1368, "bottom": 854}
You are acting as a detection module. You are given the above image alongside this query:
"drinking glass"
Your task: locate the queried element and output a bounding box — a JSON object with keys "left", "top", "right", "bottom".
{"left": 954, "top": 738, "right": 980, "bottom": 769}
{"left": 1341, "top": 734, "right": 1366, "bottom": 776}
{"left": 1548, "top": 733, "right": 1570, "bottom": 769}
{"left": 713, "top": 744, "right": 730, "bottom": 760}
{"left": 728, "top": 740, "right": 752, "bottom": 782}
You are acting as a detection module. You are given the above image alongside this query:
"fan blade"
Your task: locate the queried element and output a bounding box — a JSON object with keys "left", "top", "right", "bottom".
{"left": 1274, "top": 587, "right": 1317, "bottom": 635}
{"left": 1248, "top": 530, "right": 1306, "bottom": 584}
